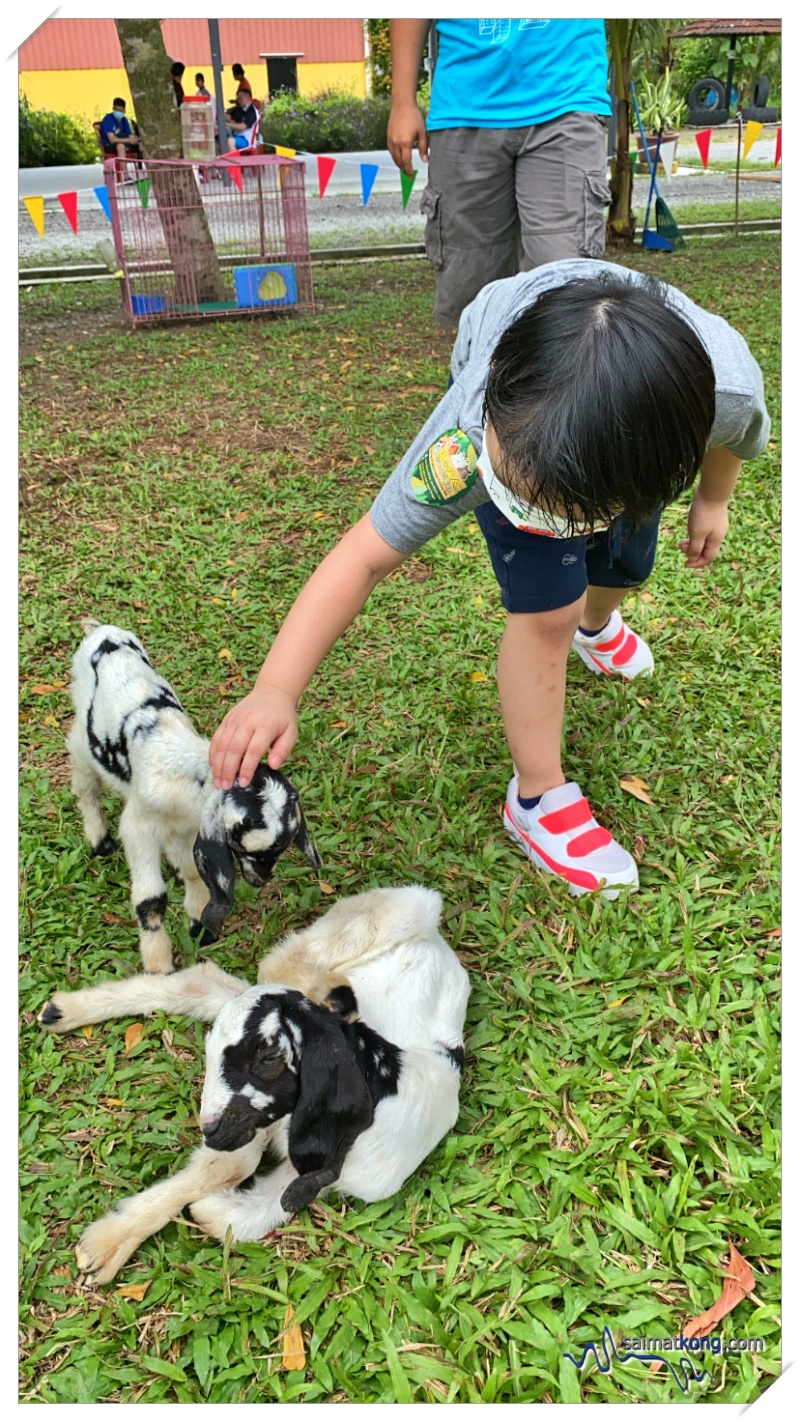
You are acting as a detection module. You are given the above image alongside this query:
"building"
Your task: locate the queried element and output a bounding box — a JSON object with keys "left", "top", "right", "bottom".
{"left": 18, "top": 18, "right": 368, "bottom": 121}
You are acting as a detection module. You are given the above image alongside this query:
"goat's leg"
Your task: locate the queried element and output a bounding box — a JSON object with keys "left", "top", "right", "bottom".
{"left": 76, "top": 1130, "right": 270, "bottom": 1285}
{"left": 189, "top": 1157, "right": 299, "bottom": 1242}
{"left": 67, "top": 725, "right": 115, "bottom": 857}
{"left": 164, "top": 832, "right": 212, "bottom": 942}
{"left": 39, "top": 959, "right": 249, "bottom": 1033}
{"left": 118, "top": 803, "right": 173, "bottom": 973}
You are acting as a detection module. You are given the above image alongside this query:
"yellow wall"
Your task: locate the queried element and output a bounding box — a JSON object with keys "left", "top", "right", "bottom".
{"left": 19, "top": 60, "right": 366, "bottom": 123}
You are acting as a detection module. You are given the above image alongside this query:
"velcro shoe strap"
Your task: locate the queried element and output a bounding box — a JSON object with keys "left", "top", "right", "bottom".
{"left": 567, "top": 826, "right": 614, "bottom": 858}
{"left": 539, "top": 798, "right": 593, "bottom": 835}
{"left": 612, "top": 632, "right": 640, "bottom": 667}
{"left": 594, "top": 623, "right": 627, "bottom": 652}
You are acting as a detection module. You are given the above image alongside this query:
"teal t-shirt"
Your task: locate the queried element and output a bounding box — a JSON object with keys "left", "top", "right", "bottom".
{"left": 426, "top": 18, "right": 611, "bottom": 130}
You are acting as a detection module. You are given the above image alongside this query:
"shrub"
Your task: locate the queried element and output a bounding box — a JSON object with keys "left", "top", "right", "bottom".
{"left": 19, "top": 96, "right": 98, "bottom": 167}
{"left": 258, "top": 89, "right": 393, "bottom": 153}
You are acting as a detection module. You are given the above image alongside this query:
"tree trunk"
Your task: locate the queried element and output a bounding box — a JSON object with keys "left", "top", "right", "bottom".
{"left": 115, "top": 18, "right": 225, "bottom": 303}
{"left": 606, "top": 20, "right": 637, "bottom": 250}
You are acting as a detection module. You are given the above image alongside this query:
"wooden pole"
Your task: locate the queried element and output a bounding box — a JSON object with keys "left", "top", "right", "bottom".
{"left": 735, "top": 112, "right": 742, "bottom": 236}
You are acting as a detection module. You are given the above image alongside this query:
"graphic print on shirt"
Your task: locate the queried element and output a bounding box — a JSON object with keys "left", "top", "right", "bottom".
{"left": 411, "top": 430, "right": 479, "bottom": 506}
{"left": 479, "top": 19, "right": 550, "bottom": 43}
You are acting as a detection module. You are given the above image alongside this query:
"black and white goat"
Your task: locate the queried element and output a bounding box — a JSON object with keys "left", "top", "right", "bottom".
{"left": 68, "top": 622, "right": 320, "bottom": 972}
{"left": 39, "top": 886, "right": 470, "bottom": 1285}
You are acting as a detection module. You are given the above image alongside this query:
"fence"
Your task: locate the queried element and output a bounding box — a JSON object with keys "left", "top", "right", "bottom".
{"left": 105, "top": 155, "right": 314, "bottom": 326}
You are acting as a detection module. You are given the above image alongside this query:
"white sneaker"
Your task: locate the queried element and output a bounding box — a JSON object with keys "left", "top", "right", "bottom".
{"left": 503, "top": 777, "right": 639, "bottom": 899}
{"left": 572, "top": 609, "right": 654, "bottom": 680}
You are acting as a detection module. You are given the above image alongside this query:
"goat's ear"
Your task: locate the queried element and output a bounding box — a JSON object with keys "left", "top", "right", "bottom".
{"left": 293, "top": 806, "right": 322, "bottom": 870}
{"left": 192, "top": 818, "right": 236, "bottom": 941}
{"left": 284, "top": 1010, "right": 373, "bottom": 1211}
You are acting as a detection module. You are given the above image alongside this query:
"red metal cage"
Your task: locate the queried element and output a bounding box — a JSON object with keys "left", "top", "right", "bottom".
{"left": 105, "top": 154, "right": 315, "bottom": 326}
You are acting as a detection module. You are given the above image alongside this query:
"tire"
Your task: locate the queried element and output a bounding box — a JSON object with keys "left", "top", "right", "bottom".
{"left": 752, "top": 75, "right": 770, "bottom": 107}
{"left": 687, "top": 77, "right": 727, "bottom": 111}
{"left": 742, "top": 106, "right": 779, "bottom": 124}
{"left": 687, "top": 107, "right": 729, "bottom": 127}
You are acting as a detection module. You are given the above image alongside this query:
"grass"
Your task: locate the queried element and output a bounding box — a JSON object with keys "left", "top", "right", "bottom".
{"left": 19, "top": 238, "right": 781, "bottom": 1403}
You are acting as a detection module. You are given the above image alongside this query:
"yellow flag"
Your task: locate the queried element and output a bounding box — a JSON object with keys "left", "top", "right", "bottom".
{"left": 743, "top": 120, "right": 764, "bottom": 160}
{"left": 274, "top": 145, "right": 297, "bottom": 159}
{"left": 23, "top": 195, "right": 45, "bottom": 237}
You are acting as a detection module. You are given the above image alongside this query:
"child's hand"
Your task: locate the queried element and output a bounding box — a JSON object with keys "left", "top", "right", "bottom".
{"left": 210, "top": 685, "right": 298, "bottom": 790}
{"left": 680, "top": 494, "right": 730, "bottom": 570}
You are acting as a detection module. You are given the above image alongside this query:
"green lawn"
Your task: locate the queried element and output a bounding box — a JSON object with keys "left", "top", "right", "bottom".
{"left": 19, "top": 239, "right": 781, "bottom": 1403}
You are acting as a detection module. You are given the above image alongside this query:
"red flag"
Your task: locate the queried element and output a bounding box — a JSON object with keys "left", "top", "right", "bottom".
{"left": 226, "top": 162, "right": 244, "bottom": 193}
{"left": 57, "top": 191, "right": 79, "bottom": 234}
{"left": 694, "top": 129, "right": 712, "bottom": 169}
{"left": 317, "top": 155, "right": 336, "bottom": 199}
{"left": 775, "top": 126, "right": 782, "bottom": 167}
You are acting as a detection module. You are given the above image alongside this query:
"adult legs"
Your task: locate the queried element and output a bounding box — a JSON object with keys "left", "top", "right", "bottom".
{"left": 514, "top": 110, "right": 610, "bottom": 268}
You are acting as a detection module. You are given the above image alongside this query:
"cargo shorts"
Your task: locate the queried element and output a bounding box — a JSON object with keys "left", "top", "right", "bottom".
{"left": 421, "top": 111, "right": 611, "bottom": 326}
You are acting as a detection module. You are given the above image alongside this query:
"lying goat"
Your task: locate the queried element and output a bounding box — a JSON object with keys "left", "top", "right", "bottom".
{"left": 40, "top": 886, "right": 470, "bottom": 1284}
{"left": 68, "top": 622, "right": 320, "bottom": 972}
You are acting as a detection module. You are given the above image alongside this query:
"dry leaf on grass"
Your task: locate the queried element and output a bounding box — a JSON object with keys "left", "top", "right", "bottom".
{"left": 282, "top": 1304, "right": 306, "bottom": 1372}
{"left": 318, "top": 881, "right": 335, "bottom": 895}
{"left": 116, "top": 1280, "right": 151, "bottom": 1302}
{"left": 469, "top": 671, "right": 489, "bottom": 682}
{"left": 620, "top": 774, "right": 655, "bottom": 806}
{"left": 124, "top": 1023, "right": 144, "bottom": 1054}
{"left": 650, "top": 1242, "right": 755, "bottom": 1372}
{"left": 29, "top": 682, "right": 66, "bottom": 694}
{"left": 218, "top": 648, "right": 232, "bottom": 661}
{"left": 81, "top": 1025, "right": 93, "bottom": 1040}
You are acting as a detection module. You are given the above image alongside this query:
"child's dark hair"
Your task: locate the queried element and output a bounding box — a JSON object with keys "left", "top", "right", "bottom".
{"left": 113, "top": 97, "right": 126, "bottom": 108}
{"left": 483, "top": 273, "right": 716, "bottom": 532}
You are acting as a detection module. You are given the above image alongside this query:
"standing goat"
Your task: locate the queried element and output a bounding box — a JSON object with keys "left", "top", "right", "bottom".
{"left": 68, "top": 622, "right": 320, "bottom": 972}
{"left": 39, "top": 886, "right": 470, "bottom": 1285}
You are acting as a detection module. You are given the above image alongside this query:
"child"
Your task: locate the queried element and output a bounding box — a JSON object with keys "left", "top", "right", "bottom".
{"left": 209, "top": 260, "right": 770, "bottom": 899}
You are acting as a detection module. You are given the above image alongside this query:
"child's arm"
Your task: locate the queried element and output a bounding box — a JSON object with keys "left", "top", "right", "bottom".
{"left": 680, "top": 447, "right": 743, "bottom": 569}
{"left": 209, "top": 514, "right": 407, "bottom": 790}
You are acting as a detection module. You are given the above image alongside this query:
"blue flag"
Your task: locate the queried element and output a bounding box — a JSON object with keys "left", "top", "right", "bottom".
{"left": 360, "top": 163, "right": 379, "bottom": 207}
{"left": 94, "top": 186, "right": 112, "bottom": 222}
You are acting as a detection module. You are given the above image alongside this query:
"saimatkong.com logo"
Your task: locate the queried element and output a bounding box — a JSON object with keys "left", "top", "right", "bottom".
{"left": 563, "top": 1326, "right": 765, "bottom": 1394}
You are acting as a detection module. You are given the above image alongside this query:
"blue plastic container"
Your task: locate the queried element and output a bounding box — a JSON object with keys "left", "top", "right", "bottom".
{"left": 131, "top": 294, "right": 167, "bottom": 316}
{"left": 233, "top": 264, "right": 298, "bottom": 309}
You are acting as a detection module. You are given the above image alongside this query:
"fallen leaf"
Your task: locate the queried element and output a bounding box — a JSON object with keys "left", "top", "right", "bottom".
{"left": 102, "top": 1097, "right": 125, "bottom": 1108}
{"left": 364, "top": 444, "right": 375, "bottom": 456}
{"left": 318, "top": 881, "right": 335, "bottom": 895}
{"left": 218, "top": 648, "right": 232, "bottom": 661}
{"left": 29, "top": 682, "right": 66, "bottom": 694}
{"left": 328, "top": 720, "right": 349, "bottom": 729}
{"left": 606, "top": 996, "right": 630, "bottom": 1009}
{"left": 650, "top": 1242, "right": 755, "bottom": 1371}
{"left": 620, "top": 774, "right": 655, "bottom": 806}
{"left": 117, "top": 1280, "right": 151, "bottom": 1302}
{"left": 469, "top": 671, "right": 489, "bottom": 682}
{"left": 124, "top": 1023, "right": 144, "bottom": 1054}
{"left": 81, "top": 1025, "right": 93, "bottom": 1040}
{"left": 43, "top": 715, "right": 60, "bottom": 729}
{"left": 636, "top": 697, "right": 651, "bottom": 708}
{"left": 282, "top": 1304, "right": 306, "bottom": 1371}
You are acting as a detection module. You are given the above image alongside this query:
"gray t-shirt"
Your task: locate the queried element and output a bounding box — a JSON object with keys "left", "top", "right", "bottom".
{"left": 370, "top": 259, "right": 770, "bottom": 555}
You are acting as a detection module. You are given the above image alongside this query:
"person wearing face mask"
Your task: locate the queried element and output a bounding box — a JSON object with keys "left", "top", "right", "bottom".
{"left": 207, "top": 260, "right": 770, "bottom": 901}
{"left": 98, "top": 99, "right": 142, "bottom": 164}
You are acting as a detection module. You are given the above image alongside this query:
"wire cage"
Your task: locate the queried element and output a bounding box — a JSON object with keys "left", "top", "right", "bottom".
{"left": 105, "top": 155, "right": 315, "bottom": 326}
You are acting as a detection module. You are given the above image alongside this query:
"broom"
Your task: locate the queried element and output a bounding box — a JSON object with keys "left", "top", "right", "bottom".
{"left": 630, "top": 79, "right": 685, "bottom": 251}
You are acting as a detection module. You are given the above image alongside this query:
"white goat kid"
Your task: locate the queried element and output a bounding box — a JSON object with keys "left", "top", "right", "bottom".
{"left": 68, "top": 622, "right": 320, "bottom": 972}
{"left": 40, "top": 886, "right": 470, "bottom": 1285}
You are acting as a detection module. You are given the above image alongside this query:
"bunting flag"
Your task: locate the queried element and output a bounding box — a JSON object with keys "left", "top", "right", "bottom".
{"left": 400, "top": 168, "right": 417, "bottom": 210}
{"left": 94, "top": 185, "right": 112, "bottom": 221}
{"left": 694, "top": 129, "right": 712, "bottom": 169}
{"left": 360, "top": 162, "right": 379, "bottom": 207}
{"left": 658, "top": 139, "right": 677, "bottom": 182}
{"left": 226, "top": 161, "right": 244, "bottom": 193}
{"left": 135, "top": 177, "right": 151, "bottom": 210}
{"left": 317, "top": 154, "right": 336, "bottom": 199}
{"left": 22, "top": 195, "right": 45, "bottom": 237}
{"left": 274, "top": 145, "right": 297, "bottom": 160}
{"left": 57, "top": 191, "right": 79, "bottom": 234}
{"left": 743, "top": 120, "right": 764, "bottom": 161}
{"left": 775, "top": 126, "right": 782, "bottom": 167}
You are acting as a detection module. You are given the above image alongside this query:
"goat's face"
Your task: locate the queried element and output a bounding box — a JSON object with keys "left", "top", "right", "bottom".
{"left": 222, "top": 767, "right": 305, "bottom": 888}
{"left": 200, "top": 986, "right": 302, "bottom": 1151}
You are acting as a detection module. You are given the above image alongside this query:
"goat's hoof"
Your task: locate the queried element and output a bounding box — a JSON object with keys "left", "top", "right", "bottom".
{"left": 75, "top": 1212, "right": 142, "bottom": 1285}
{"left": 189, "top": 920, "right": 217, "bottom": 948}
{"left": 91, "top": 835, "right": 117, "bottom": 858}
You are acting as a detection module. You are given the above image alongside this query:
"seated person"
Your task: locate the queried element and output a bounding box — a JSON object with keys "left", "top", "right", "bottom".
{"left": 226, "top": 87, "right": 259, "bottom": 150}
{"left": 99, "top": 99, "right": 141, "bottom": 159}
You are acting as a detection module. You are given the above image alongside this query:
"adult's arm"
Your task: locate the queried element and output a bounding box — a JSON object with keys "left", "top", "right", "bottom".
{"left": 209, "top": 515, "right": 408, "bottom": 789}
{"left": 387, "top": 18, "right": 431, "bottom": 176}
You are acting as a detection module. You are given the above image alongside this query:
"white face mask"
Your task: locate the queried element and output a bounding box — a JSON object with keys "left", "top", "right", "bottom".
{"left": 476, "top": 437, "right": 610, "bottom": 539}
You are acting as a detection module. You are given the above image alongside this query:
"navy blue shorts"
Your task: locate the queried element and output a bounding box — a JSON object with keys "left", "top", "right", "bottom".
{"left": 474, "top": 503, "right": 661, "bottom": 614}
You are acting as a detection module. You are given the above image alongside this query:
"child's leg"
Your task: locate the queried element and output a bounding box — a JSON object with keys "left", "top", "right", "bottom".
{"left": 497, "top": 600, "right": 584, "bottom": 800}
{"left": 572, "top": 514, "right": 661, "bottom": 681}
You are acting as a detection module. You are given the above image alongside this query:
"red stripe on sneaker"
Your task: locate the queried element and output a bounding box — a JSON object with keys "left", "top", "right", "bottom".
{"left": 612, "top": 632, "right": 639, "bottom": 667}
{"left": 582, "top": 648, "right": 614, "bottom": 675}
{"left": 504, "top": 803, "right": 602, "bottom": 890}
{"left": 594, "top": 624, "right": 626, "bottom": 653}
{"left": 538, "top": 798, "right": 593, "bottom": 835}
{"left": 567, "top": 826, "right": 613, "bottom": 858}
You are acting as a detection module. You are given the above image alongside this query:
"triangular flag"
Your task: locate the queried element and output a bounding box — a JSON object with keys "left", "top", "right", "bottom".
{"left": 317, "top": 154, "right": 336, "bottom": 199}
{"left": 226, "top": 162, "right": 243, "bottom": 193}
{"left": 775, "top": 126, "right": 782, "bottom": 167}
{"left": 274, "top": 145, "right": 297, "bottom": 160}
{"left": 360, "top": 162, "right": 379, "bottom": 207}
{"left": 658, "top": 139, "right": 677, "bottom": 182}
{"left": 694, "top": 129, "right": 712, "bottom": 169}
{"left": 22, "top": 196, "right": 45, "bottom": 237}
{"left": 94, "top": 185, "right": 112, "bottom": 221}
{"left": 400, "top": 168, "right": 417, "bottom": 210}
{"left": 135, "top": 177, "right": 151, "bottom": 210}
{"left": 743, "top": 120, "right": 764, "bottom": 161}
{"left": 57, "top": 191, "right": 79, "bottom": 234}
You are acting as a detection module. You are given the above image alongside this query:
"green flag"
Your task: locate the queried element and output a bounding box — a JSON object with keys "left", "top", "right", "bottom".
{"left": 135, "top": 177, "right": 151, "bottom": 211}
{"left": 400, "top": 169, "right": 417, "bottom": 211}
